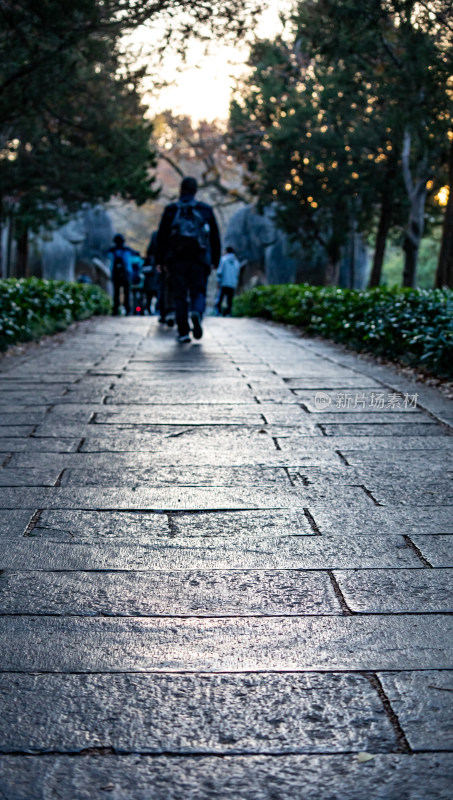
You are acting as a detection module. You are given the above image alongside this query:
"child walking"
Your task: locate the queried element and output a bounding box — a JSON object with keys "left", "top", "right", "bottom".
{"left": 216, "top": 246, "right": 241, "bottom": 316}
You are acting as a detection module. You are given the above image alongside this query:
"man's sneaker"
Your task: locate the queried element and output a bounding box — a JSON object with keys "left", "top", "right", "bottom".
{"left": 191, "top": 311, "right": 203, "bottom": 340}
{"left": 177, "top": 334, "right": 191, "bottom": 343}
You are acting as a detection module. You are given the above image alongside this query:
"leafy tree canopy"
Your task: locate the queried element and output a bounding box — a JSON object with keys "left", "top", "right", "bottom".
{"left": 228, "top": 0, "right": 452, "bottom": 284}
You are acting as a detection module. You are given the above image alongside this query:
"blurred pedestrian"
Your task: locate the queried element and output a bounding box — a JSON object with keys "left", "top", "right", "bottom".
{"left": 142, "top": 231, "right": 160, "bottom": 315}
{"left": 216, "top": 246, "right": 241, "bottom": 316}
{"left": 108, "top": 234, "right": 132, "bottom": 315}
{"left": 129, "top": 249, "right": 145, "bottom": 315}
{"left": 155, "top": 176, "right": 221, "bottom": 342}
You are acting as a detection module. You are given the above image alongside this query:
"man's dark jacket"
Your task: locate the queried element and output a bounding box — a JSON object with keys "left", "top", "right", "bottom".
{"left": 155, "top": 195, "right": 221, "bottom": 269}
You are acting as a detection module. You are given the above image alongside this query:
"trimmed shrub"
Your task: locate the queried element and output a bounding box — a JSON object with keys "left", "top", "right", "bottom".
{"left": 233, "top": 285, "right": 453, "bottom": 379}
{"left": 0, "top": 278, "right": 111, "bottom": 350}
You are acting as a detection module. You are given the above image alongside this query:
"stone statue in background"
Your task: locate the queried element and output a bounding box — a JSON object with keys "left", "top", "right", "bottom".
{"left": 224, "top": 204, "right": 369, "bottom": 289}
{"left": 27, "top": 205, "right": 113, "bottom": 290}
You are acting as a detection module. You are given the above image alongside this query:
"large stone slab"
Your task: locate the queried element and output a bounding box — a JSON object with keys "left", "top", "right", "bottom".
{"left": 0, "top": 485, "right": 370, "bottom": 510}
{"left": 284, "top": 377, "right": 384, "bottom": 388}
{"left": 0, "top": 534, "right": 419, "bottom": 570}
{"left": 0, "top": 672, "right": 393, "bottom": 754}
{"left": 367, "top": 483, "right": 453, "bottom": 506}
{"left": 309, "top": 507, "right": 453, "bottom": 536}
{"left": 0, "top": 469, "right": 61, "bottom": 487}
{"left": 315, "top": 423, "right": 445, "bottom": 437}
{"left": 410, "top": 535, "right": 453, "bottom": 567}
{"left": 31, "top": 509, "right": 169, "bottom": 541}
{"left": 30, "top": 509, "right": 312, "bottom": 542}
{"left": 302, "top": 412, "right": 430, "bottom": 423}
{"left": 59, "top": 466, "right": 294, "bottom": 488}
{"left": 0, "top": 411, "right": 50, "bottom": 425}
{"left": 56, "top": 469, "right": 368, "bottom": 503}
{"left": 0, "top": 426, "right": 35, "bottom": 437}
{"left": 344, "top": 449, "right": 453, "bottom": 467}
{"left": 379, "top": 671, "right": 453, "bottom": 751}
{"left": 7, "top": 450, "right": 343, "bottom": 470}
{"left": 333, "top": 569, "right": 453, "bottom": 613}
{"left": 34, "top": 408, "right": 283, "bottom": 433}
{"left": 4, "top": 754, "right": 453, "bottom": 800}
{"left": 0, "top": 393, "right": 66, "bottom": 406}
{"left": 0, "top": 615, "right": 452, "bottom": 673}
{"left": 277, "top": 435, "right": 453, "bottom": 451}
{"left": 0, "top": 570, "right": 339, "bottom": 616}
{"left": 104, "top": 385, "right": 256, "bottom": 404}
{"left": 172, "top": 510, "right": 313, "bottom": 538}
{"left": 0, "top": 510, "right": 35, "bottom": 538}
{"left": 0, "top": 437, "right": 81, "bottom": 453}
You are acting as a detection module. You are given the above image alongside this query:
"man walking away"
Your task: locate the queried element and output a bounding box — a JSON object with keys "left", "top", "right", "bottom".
{"left": 155, "top": 176, "right": 221, "bottom": 342}
{"left": 109, "top": 234, "right": 132, "bottom": 316}
{"left": 216, "top": 246, "right": 241, "bottom": 316}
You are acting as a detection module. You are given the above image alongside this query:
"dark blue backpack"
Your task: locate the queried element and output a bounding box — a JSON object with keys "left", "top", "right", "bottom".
{"left": 170, "top": 200, "right": 209, "bottom": 258}
{"left": 112, "top": 249, "right": 127, "bottom": 282}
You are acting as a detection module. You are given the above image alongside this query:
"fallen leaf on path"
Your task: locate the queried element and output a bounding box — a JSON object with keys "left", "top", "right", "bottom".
{"left": 357, "top": 752, "right": 375, "bottom": 763}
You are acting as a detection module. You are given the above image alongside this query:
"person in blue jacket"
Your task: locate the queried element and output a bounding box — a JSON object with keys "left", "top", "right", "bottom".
{"left": 216, "top": 246, "right": 241, "bottom": 316}
{"left": 108, "top": 234, "right": 132, "bottom": 316}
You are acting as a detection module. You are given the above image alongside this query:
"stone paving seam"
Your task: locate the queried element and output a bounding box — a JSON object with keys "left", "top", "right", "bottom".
{"left": 403, "top": 535, "right": 434, "bottom": 568}
{"left": 361, "top": 673, "right": 412, "bottom": 754}
{"left": 302, "top": 509, "right": 321, "bottom": 534}
{"left": 23, "top": 510, "right": 44, "bottom": 537}
{"left": 326, "top": 572, "right": 354, "bottom": 615}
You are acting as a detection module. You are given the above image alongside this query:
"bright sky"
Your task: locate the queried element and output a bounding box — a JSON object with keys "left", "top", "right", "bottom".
{"left": 131, "top": 1, "right": 293, "bottom": 122}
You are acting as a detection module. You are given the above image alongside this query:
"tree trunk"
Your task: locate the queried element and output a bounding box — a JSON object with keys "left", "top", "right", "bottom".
{"left": 369, "top": 184, "right": 394, "bottom": 288}
{"left": 401, "top": 128, "right": 428, "bottom": 288}
{"left": 322, "top": 235, "right": 340, "bottom": 286}
{"left": 324, "top": 252, "right": 340, "bottom": 285}
{"left": 402, "top": 235, "right": 418, "bottom": 288}
{"left": 6, "top": 213, "right": 14, "bottom": 277}
{"left": 16, "top": 226, "right": 29, "bottom": 278}
{"left": 402, "top": 179, "right": 426, "bottom": 288}
{"left": 435, "top": 139, "right": 453, "bottom": 288}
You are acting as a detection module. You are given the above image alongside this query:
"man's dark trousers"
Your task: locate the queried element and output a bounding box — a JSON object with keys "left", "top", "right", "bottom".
{"left": 171, "top": 260, "right": 208, "bottom": 336}
{"left": 113, "top": 280, "right": 130, "bottom": 315}
{"left": 217, "top": 286, "right": 235, "bottom": 316}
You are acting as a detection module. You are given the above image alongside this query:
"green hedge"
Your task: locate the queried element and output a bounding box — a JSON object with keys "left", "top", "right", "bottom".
{"left": 0, "top": 278, "right": 111, "bottom": 350}
{"left": 233, "top": 285, "right": 453, "bottom": 378}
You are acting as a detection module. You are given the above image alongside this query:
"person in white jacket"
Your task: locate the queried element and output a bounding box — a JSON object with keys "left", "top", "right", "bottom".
{"left": 216, "top": 246, "right": 241, "bottom": 316}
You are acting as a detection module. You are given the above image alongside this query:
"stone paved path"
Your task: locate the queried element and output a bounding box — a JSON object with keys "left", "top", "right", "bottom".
{"left": 0, "top": 316, "right": 452, "bottom": 799}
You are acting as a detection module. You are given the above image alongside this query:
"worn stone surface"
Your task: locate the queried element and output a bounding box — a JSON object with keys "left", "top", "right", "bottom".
{"left": 0, "top": 437, "right": 81, "bottom": 452}
{"left": 0, "top": 534, "right": 419, "bottom": 570}
{"left": 310, "top": 507, "right": 453, "bottom": 536}
{"left": 1, "top": 615, "right": 452, "bottom": 672}
{"left": 0, "top": 510, "right": 35, "bottom": 538}
{"left": 320, "top": 423, "right": 444, "bottom": 437}
{"left": 334, "top": 569, "right": 453, "bottom": 613}
{"left": 1, "top": 754, "right": 452, "bottom": 800}
{"left": 409, "top": 535, "right": 453, "bottom": 567}
{"left": 379, "top": 671, "right": 453, "bottom": 751}
{"left": 1, "top": 316, "right": 452, "bottom": 796}
{"left": 0, "top": 569, "right": 340, "bottom": 616}
{"left": 0, "top": 672, "right": 393, "bottom": 753}
{"left": 58, "top": 465, "right": 294, "bottom": 487}
{"left": 31, "top": 509, "right": 313, "bottom": 542}
{"left": 0, "top": 484, "right": 370, "bottom": 510}
{"left": 0, "top": 469, "right": 61, "bottom": 487}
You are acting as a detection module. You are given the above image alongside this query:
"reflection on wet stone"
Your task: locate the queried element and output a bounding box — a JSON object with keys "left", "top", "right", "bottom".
{"left": 0, "top": 316, "right": 452, "bottom": 798}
